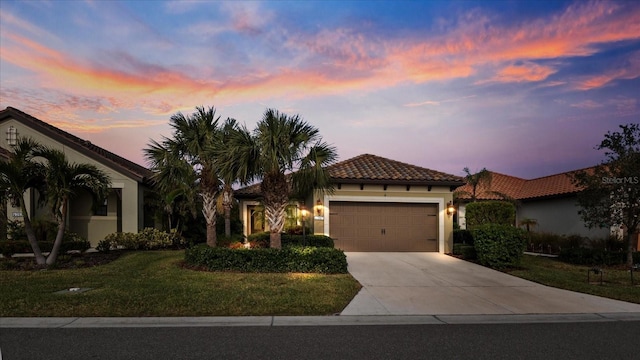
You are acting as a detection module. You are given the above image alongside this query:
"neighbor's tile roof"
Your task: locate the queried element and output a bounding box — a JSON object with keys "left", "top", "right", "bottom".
{"left": 0, "top": 107, "right": 153, "bottom": 183}
{"left": 235, "top": 154, "right": 465, "bottom": 198}
{"left": 455, "top": 167, "right": 596, "bottom": 201}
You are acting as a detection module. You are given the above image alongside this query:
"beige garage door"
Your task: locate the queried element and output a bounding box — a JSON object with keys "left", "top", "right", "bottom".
{"left": 329, "top": 202, "right": 438, "bottom": 252}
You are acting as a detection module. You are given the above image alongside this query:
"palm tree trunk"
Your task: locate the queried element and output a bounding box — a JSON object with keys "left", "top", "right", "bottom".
{"left": 223, "top": 186, "right": 233, "bottom": 237}
{"left": 202, "top": 191, "right": 217, "bottom": 247}
{"left": 265, "top": 200, "right": 287, "bottom": 249}
{"left": 46, "top": 199, "right": 67, "bottom": 266}
{"left": 19, "top": 197, "right": 45, "bottom": 265}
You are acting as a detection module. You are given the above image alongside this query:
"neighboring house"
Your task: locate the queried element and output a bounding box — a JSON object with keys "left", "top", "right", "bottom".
{"left": 236, "top": 154, "right": 465, "bottom": 253}
{"left": 1, "top": 107, "right": 154, "bottom": 246}
{"left": 455, "top": 168, "right": 611, "bottom": 239}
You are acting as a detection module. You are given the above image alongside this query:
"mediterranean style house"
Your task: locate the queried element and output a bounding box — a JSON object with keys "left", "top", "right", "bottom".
{"left": 1, "top": 107, "right": 154, "bottom": 246}
{"left": 454, "top": 169, "right": 612, "bottom": 239}
{"left": 236, "top": 154, "right": 465, "bottom": 253}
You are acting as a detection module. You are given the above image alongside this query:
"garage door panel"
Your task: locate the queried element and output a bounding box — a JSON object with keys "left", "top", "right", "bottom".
{"left": 330, "top": 201, "right": 438, "bottom": 252}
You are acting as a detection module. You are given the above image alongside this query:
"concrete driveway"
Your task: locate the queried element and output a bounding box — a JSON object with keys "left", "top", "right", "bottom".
{"left": 341, "top": 252, "right": 640, "bottom": 315}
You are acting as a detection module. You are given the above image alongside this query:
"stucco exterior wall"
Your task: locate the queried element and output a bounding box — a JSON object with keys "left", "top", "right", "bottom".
{"left": 1, "top": 118, "right": 143, "bottom": 246}
{"left": 517, "top": 196, "right": 610, "bottom": 239}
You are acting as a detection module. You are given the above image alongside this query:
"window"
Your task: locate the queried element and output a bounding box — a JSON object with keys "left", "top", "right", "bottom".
{"left": 94, "top": 198, "right": 108, "bottom": 216}
{"left": 6, "top": 126, "right": 18, "bottom": 146}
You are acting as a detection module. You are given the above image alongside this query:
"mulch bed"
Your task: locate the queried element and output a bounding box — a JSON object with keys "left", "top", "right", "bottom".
{"left": 0, "top": 251, "right": 123, "bottom": 271}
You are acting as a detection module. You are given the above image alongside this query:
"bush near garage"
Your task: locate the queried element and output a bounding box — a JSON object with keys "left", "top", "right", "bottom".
{"left": 247, "top": 232, "right": 335, "bottom": 248}
{"left": 184, "top": 244, "right": 348, "bottom": 274}
{"left": 453, "top": 229, "right": 474, "bottom": 245}
{"left": 465, "top": 201, "right": 515, "bottom": 229}
{"left": 472, "top": 224, "right": 527, "bottom": 269}
{"left": 452, "top": 244, "right": 477, "bottom": 260}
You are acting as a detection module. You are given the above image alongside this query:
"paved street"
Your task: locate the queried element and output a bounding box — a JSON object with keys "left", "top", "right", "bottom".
{"left": 2, "top": 321, "right": 639, "bottom": 360}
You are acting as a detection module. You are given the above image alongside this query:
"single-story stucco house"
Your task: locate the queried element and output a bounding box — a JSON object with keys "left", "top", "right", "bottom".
{"left": 455, "top": 169, "right": 612, "bottom": 239}
{"left": 1, "top": 107, "right": 154, "bottom": 246}
{"left": 236, "top": 154, "right": 465, "bottom": 253}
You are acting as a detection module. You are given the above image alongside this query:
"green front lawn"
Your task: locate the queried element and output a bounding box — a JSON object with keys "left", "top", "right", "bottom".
{"left": 0, "top": 250, "right": 361, "bottom": 317}
{"left": 507, "top": 255, "right": 640, "bottom": 305}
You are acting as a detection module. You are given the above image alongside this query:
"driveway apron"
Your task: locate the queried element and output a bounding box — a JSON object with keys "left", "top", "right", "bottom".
{"left": 341, "top": 252, "right": 640, "bottom": 315}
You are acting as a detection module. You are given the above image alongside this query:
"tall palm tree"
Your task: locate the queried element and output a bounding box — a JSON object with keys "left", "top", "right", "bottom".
{"left": 209, "top": 117, "right": 254, "bottom": 237}
{"left": 35, "top": 147, "right": 111, "bottom": 266}
{"left": 0, "top": 138, "right": 47, "bottom": 264}
{"left": 145, "top": 106, "right": 222, "bottom": 247}
{"left": 224, "top": 108, "right": 337, "bottom": 249}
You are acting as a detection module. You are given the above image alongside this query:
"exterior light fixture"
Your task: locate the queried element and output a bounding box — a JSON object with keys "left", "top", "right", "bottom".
{"left": 446, "top": 201, "right": 456, "bottom": 216}
{"left": 315, "top": 199, "right": 324, "bottom": 218}
{"left": 6, "top": 126, "right": 18, "bottom": 146}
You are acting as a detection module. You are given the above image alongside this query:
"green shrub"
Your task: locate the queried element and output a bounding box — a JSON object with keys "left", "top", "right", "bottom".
{"left": 453, "top": 229, "right": 474, "bottom": 245}
{"left": 184, "top": 244, "right": 348, "bottom": 274}
{"left": 472, "top": 224, "right": 527, "bottom": 269}
{"left": 0, "top": 237, "right": 90, "bottom": 257}
{"left": 465, "top": 201, "right": 515, "bottom": 229}
{"left": 558, "top": 248, "right": 636, "bottom": 266}
{"left": 103, "top": 228, "right": 185, "bottom": 251}
{"left": 246, "top": 232, "right": 335, "bottom": 248}
{"left": 452, "top": 244, "right": 477, "bottom": 260}
{"left": 283, "top": 234, "right": 334, "bottom": 248}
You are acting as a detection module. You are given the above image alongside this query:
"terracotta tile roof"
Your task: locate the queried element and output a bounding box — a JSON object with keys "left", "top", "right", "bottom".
{"left": 327, "top": 154, "right": 464, "bottom": 185}
{"left": 456, "top": 167, "right": 597, "bottom": 201}
{"left": 0, "top": 107, "right": 152, "bottom": 183}
{"left": 236, "top": 154, "right": 465, "bottom": 198}
{"left": 455, "top": 172, "right": 526, "bottom": 200}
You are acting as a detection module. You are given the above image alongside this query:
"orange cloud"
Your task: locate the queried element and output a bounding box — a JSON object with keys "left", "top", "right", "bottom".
{"left": 574, "top": 51, "right": 640, "bottom": 90}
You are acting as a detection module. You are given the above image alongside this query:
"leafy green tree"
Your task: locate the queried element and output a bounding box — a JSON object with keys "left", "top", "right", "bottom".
{"left": 222, "top": 109, "right": 337, "bottom": 249}
{"left": 0, "top": 138, "right": 46, "bottom": 264}
{"left": 35, "top": 147, "right": 111, "bottom": 266}
{"left": 572, "top": 124, "right": 640, "bottom": 267}
{"left": 145, "top": 106, "right": 223, "bottom": 247}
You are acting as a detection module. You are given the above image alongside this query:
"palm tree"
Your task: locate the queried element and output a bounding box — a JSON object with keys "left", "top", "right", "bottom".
{"left": 145, "top": 106, "right": 222, "bottom": 247}
{"left": 224, "top": 108, "right": 337, "bottom": 249}
{"left": 209, "top": 117, "right": 253, "bottom": 237}
{"left": 35, "top": 147, "right": 111, "bottom": 266}
{"left": 0, "top": 138, "right": 47, "bottom": 264}
{"left": 459, "top": 167, "right": 492, "bottom": 202}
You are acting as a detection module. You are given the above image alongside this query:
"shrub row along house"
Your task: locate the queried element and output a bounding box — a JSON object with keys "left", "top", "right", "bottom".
{"left": 0, "top": 107, "right": 154, "bottom": 246}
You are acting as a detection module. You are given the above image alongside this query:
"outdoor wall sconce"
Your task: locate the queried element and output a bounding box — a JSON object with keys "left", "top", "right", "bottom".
{"left": 446, "top": 201, "right": 456, "bottom": 216}
{"left": 315, "top": 199, "right": 324, "bottom": 218}
{"left": 6, "top": 126, "right": 18, "bottom": 146}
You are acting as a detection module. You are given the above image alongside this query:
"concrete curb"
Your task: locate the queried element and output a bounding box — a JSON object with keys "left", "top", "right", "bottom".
{"left": 2, "top": 313, "right": 640, "bottom": 328}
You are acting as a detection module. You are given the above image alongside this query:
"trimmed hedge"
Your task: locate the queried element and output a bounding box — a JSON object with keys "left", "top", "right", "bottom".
{"left": 184, "top": 244, "right": 348, "bottom": 274}
{"left": 246, "top": 232, "right": 334, "bottom": 248}
{"left": 452, "top": 244, "right": 477, "bottom": 260}
{"left": 0, "top": 239, "right": 91, "bottom": 257}
{"left": 98, "top": 228, "right": 185, "bottom": 252}
{"left": 465, "top": 201, "right": 515, "bottom": 229}
{"left": 558, "top": 248, "right": 640, "bottom": 266}
{"left": 472, "top": 224, "right": 527, "bottom": 269}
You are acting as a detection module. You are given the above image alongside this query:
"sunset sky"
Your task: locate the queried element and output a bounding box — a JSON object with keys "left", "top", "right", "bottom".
{"left": 1, "top": 0, "right": 639, "bottom": 179}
